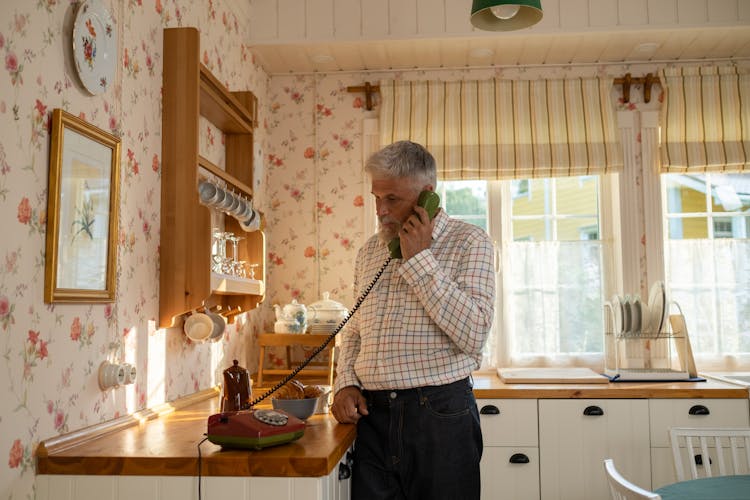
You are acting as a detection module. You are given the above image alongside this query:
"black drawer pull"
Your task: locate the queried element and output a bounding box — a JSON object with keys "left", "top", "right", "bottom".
{"left": 688, "top": 404, "right": 710, "bottom": 416}
{"left": 480, "top": 405, "right": 500, "bottom": 415}
{"left": 583, "top": 405, "right": 604, "bottom": 416}
{"left": 509, "top": 453, "right": 530, "bottom": 464}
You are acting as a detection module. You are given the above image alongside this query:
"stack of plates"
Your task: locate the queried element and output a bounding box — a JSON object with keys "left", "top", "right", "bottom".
{"left": 309, "top": 320, "right": 339, "bottom": 334}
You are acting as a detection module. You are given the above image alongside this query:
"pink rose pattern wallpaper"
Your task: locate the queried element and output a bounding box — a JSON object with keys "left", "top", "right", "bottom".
{"left": 0, "top": 0, "right": 668, "bottom": 496}
{"left": 0, "top": 0, "right": 267, "bottom": 497}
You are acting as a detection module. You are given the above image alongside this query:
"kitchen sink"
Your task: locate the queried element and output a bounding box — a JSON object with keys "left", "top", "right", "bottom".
{"left": 703, "top": 372, "right": 750, "bottom": 387}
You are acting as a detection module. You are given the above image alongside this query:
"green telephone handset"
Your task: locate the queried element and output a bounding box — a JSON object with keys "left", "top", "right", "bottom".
{"left": 387, "top": 190, "right": 441, "bottom": 259}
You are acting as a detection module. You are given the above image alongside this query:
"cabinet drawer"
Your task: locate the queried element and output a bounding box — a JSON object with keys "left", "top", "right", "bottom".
{"left": 480, "top": 447, "right": 540, "bottom": 500}
{"left": 476, "top": 399, "right": 538, "bottom": 447}
{"left": 649, "top": 399, "right": 750, "bottom": 447}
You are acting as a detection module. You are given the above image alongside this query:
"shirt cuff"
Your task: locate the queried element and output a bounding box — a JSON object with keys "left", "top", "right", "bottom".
{"left": 334, "top": 374, "right": 362, "bottom": 394}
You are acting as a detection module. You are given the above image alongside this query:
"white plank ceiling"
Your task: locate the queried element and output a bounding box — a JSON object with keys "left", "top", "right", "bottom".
{"left": 247, "top": 0, "right": 750, "bottom": 74}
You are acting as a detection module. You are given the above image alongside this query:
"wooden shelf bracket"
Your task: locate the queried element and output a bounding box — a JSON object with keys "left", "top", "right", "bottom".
{"left": 613, "top": 72, "right": 661, "bottom": 104}
{"left": 346, "top": 81, "right": 380, "bottom": 110}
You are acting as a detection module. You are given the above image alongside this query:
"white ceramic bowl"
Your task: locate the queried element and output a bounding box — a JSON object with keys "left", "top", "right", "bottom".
{"left": 272, "top": 397, "right": 318, "bottom": 420}
{"left": 184, "top": 313, "right": 213, "bottom": 342}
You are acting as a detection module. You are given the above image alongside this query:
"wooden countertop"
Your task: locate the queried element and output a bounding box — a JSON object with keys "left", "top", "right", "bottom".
{"left": 36, "top": 374, "right": 747, "bottom": 478}
{"left": 471, "top": 372, "right": 750, "bottom": 399}
{"left": 37, "top": 393, "right": 356, "bottom": 478}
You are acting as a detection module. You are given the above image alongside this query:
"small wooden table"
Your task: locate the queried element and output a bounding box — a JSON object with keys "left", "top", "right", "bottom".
{"left": 256, "top": 333, "right": 335, "bottom": 386}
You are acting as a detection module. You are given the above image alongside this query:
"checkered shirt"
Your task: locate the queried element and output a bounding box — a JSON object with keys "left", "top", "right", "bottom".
{"left": 334, "top": 210, "right": 495, "bottom": 393}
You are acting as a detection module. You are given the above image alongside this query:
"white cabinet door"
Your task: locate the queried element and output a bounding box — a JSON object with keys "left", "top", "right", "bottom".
{"left": 649, "top": 399, "right": 750, "bottom": 447}
{"left": 477, "top": 399, "right": 539, "bottom": 500}
{"left": 649, "top": 398, "right": 750, "bottom": 488}
{"left": 538, "top": 399, "right": 651, "bottom": 500}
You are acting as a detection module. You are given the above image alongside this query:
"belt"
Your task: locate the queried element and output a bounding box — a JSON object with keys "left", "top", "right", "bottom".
{"left": 363, "top": 377, "right": 472, "bottom": 406}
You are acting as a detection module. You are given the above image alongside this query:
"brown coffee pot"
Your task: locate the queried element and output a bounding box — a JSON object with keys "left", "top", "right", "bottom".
{"left": 222, "top": 359, "right": 252, "bottom": 411}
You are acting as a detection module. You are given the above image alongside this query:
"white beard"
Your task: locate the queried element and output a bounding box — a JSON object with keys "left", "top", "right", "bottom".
{"left": 377, "top": 218, "right": 401, "bottom": 243}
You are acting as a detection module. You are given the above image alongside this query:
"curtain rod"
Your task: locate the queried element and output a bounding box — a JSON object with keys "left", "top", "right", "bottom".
{"left": 613, "top": 72, "right": 661, "bottom": 103}
{"left": 346, "top": 82, "right": 380, "bottom": 110}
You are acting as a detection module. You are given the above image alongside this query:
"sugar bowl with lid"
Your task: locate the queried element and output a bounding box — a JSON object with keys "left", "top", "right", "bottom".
{"left": 308, "top": 292, "right": 349, "bottom": 333}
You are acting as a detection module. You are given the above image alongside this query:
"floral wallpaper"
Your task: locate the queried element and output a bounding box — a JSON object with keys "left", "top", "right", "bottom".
{"left": 0, "top": 0, "right": 267, "bottom": 498}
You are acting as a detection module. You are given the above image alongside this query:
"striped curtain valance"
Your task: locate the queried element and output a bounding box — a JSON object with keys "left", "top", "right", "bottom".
{"left": 660, "top": 65, "right": 750, "bottom": 173}
{"left": 378, "top": 78, "right": 623, "bottom": 180}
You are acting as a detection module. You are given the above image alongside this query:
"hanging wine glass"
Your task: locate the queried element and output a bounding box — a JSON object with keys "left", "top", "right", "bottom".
{"left": 211, "top": 229, "right": 228, "bottom": 274}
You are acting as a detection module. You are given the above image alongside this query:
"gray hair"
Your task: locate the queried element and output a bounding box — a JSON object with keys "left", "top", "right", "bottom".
{"left": 365, "top": 141, "right": 437, "bottom": 188}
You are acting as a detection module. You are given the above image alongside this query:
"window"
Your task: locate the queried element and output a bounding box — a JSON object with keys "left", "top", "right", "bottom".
{"left": 663, "top": 173, "right": 750, "bottom": 361}
{"left": 437, "top": 176, "right": 607, "bottom": 368}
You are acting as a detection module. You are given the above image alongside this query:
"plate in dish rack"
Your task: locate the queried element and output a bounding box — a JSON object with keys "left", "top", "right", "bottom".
{"left": 72, "top": 0, "right": 117, "bottom": 95}
{"left": 611, "top": 294, "right": 624, "bottom": 334}
{"left": 647, "top": 281, "right": 666, "bottom": 335}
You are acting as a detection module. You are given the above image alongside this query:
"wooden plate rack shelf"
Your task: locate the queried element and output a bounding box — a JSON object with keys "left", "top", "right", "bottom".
{"left": 160, "top": 27, "right": 264, "bottom": 328}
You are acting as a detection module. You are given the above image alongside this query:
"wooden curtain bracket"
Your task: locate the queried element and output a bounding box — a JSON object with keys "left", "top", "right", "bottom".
{"left": 346, "top": 81, "right": 380, "bottom": 110}
{"left": 613, "top": 73, "right": 661, "bottom": 104}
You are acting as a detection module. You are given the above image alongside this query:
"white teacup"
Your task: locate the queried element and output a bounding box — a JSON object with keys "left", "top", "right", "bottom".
{"left": 198, "top": 181, "right": 219, "bottom": 205}
{"left": 184, "top": 312, "right": 214, "bottom": 342}
{"left": 231, "top": 197, "right": 248, "bottom": 218}
{"left": 239, "top": 209, "right": 261, "bottom": 232}
{"left": 235, "top": 198, "right": 253, "bottom": 220}
{"left": 219, "top": 191, "right": 236, "bottom": 212}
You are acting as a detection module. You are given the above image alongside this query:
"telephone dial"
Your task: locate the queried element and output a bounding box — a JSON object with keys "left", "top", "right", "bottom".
{"left": 207, "top": 190, "right": 441, "bottom": 449}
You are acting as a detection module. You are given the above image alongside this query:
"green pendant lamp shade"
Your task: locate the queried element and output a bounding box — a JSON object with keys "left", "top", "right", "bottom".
{"left": 471, "top": 0, "right": 543, "bottom": 31}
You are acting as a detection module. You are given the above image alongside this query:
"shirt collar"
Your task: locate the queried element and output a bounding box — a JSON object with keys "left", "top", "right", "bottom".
{"left": 432, "top": 209, "right": 448, "bottom": 240}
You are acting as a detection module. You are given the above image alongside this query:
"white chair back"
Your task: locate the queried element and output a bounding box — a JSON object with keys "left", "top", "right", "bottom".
{"left": 604, "top": 458, "right": 662, "bottom": 500}
{"left": 669, "top": 427, "right": 750, "bottom": 481}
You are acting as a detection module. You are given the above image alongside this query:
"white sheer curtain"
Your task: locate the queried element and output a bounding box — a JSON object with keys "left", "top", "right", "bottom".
{"left": 666, "top": 238, "right": 750, "bottom": 369}
{"left": 499, "top": 240, "right": 606, "bottom": 368}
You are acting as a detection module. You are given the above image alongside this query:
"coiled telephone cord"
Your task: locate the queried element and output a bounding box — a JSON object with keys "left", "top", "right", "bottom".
{"left": 248, "top": 257, "right": 392, "bottom": 407}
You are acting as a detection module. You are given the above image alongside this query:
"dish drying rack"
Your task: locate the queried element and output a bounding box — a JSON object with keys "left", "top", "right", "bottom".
{"left": 604, "top": 299, "right": 696, "bottom": 381}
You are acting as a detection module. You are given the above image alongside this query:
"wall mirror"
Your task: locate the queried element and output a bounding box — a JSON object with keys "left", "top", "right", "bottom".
{"left": 44, "top": 108, "right": 121, "bottom": 303}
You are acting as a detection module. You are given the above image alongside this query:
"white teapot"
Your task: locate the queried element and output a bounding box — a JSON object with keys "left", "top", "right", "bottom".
{"left": 308, "top": 292, "right": 349, "bottom": 332}
{"left": 273, "top": 299, "right": 308, "bottom": 334}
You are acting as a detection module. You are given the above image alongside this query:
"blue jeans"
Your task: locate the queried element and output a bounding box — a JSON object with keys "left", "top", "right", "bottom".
{"left": 352, "top": 378, "right": 483, "bottom": 500}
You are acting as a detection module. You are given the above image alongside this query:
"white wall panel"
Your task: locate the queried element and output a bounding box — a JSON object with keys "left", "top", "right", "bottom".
{"left": 333, "top": 0, "right": 361, "bottom": 39}
{"left": 741, "top": 0, "right": 750, "bottom": 21}
{"left": 117, "top": 476, "right": 159, "bottom": 498}
{"left": 35, "top": 475, "right": 73, "bottom": 500}
{"left": 159, "top": 476, "right": 195, "bottom": 500}
{"left": 444, "top": 0, "right": 472, "bottom": 34}
{"left": 73, "top": 476, "right": 116, "bottom": 500}
{"left": 362, "top": 0, "right": 389, "bottom": 38}
{"left": 619, "top": 0, "right": 649, "bottom": 25}
{"left": 559, "top": 0, "right": 589, "bottom": 29}
{"left": 678, "top": 0, "right": 709, "bottom": 24}
{"left": 250, "top": 0, "right": 279, "bottom": 39}
{"left": 249, "top": 477, "right": 293, "bottom": 497}
{"left": 389, "top": 0, "right": 418, "bottom": 36}
{"left": 590, "top": 0, "right": 618, "bottom": 27}
{"left": 37, "top": 470, "right": 346, "bottom": 500}
{"left": 708, "top": 0, "right": 739, "bottom": 22}
{"left": 307, "top": 0, "right": 334, "bottom": 39}
{"left": 278, "top": 0, "right": 306, "bottom": 38}
{"left": 416, "top": 0, "right": 445, "bottom": 35}
{"left": 535, "top": 0, "right": 561, "bottom": 30}
{"left": 648, "top": 0, "right": 678, "bottom": 25}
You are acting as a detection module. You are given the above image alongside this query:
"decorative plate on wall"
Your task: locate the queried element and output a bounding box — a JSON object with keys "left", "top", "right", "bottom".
{"left": 72, "top": 0, "right": 116, "bottom": 95}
